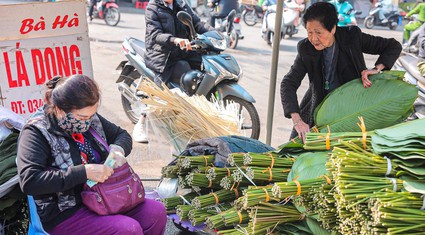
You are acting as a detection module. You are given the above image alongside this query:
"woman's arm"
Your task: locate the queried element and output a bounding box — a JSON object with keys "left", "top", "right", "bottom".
{"left": 98, "top": 114, "right": 132, "bottom": 156}
{"left": 17, "top": 126, "right": 87, "bottom": 195}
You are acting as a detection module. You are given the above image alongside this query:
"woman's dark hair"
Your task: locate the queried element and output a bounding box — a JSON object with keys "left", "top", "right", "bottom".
{"left": 302, "top": 2, "right": 338, "bottom": 32}
{"left": 45, "top": 75, "right": 100, "bottom": 113}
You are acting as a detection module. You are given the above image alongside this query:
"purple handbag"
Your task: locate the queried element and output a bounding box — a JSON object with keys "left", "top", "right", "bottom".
{"left": 81, "top": 129, "right": 145, "bottom": 215}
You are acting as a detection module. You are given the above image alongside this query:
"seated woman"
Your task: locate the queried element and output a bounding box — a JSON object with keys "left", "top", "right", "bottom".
{"left": 17, "top": 75, "right": 166, "bottom": 235}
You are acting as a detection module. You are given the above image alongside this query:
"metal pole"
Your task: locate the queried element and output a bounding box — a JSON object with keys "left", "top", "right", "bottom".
{"left": 265, "top": 0, "right": 284, "bottom": 145}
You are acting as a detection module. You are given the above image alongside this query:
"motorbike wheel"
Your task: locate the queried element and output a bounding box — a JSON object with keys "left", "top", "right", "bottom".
{"left": 121, "top": 70, "right": 146, "bottom": 124}
{"left": 388, "top": 16, "right": 399, "bottom": 30}
{"left": 104, "top": 8, "right": 120, "bottom": 26}
{"left": 229, "top": 29, "right": 239, "bottom": 49}
{"left": 242, "top": 10, "right": 257, "bottom": 26}
{"left": 224, "top": 96, "right": 260, "bottom": 140}
{"left": 364, "top": 16, "right": 374, "bottom": 29}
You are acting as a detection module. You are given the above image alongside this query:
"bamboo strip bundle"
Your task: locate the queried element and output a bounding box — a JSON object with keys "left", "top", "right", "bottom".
{"left": 188, "top": 203, "right": 232, "bottom": 226}
{"left": 176, "top": 204, "right": 194, "bottom": 221}
{"left": 161, "top": 165, "right": 179, "bottom": 178}
{"left": 369, "top": 192, "right": 425, "bottom": 235}
{"left": 222, "top": 208, "right": 250, "bottom": 226}
{"left": 304, "top": 132, "right": 372, "bottom": 151}
{"left": 245, "top": 166, "right": 290, "bottom": 183}
{"left": 191, "top": 189, "right": 241, "bottom": 209}
{"left": 271, "top": 177, "right": 329, "bottom": 199}
{"left": 217, "top": 226, "right": 248, "bottom": 235}
{"left": 180, "top": 155, "right": 215, "bottom": 169}
{"left": 311, "top": 184, "right": 339, "bottom": 232}
{"left": 138, "top": 79, "right": 242, "bottom": 149}
{"left": 247, "top": 203, "right": 304, "bottom": 235}
{"left": 240, "top": 187, "right": 281, "bottom": 209}
{"left": 205, "top": 213, "right": 226, "bottom": 230}
{"left": 205, "top": 167, "right": 236, "bottom": 181}
{"left": 160, "top": 192, "right": 199, "bottom": 211}
{"left": 186, "top": 172, "right": 222, "bottom": 189}
{"left": 228, "top": 152, "right": 293, "bottom": 168}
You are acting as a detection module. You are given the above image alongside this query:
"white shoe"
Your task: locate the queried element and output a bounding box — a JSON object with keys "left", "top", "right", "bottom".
{"left": 381, "top": 19, "right": 388, "bottom": 24}
{"left": 132, "top": 119, "right": 148, "bottom": 143}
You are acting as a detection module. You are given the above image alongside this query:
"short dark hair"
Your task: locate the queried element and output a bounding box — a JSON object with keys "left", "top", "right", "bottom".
{"left": 302, "top": 2, "right": 338, "bottom": 32}
{"left": 46, "top": 75, "right": 100, "bottom": 113}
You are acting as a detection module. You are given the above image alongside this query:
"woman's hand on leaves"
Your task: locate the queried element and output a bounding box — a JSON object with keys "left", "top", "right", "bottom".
{"left": 174, "top": 38, "right": 192, "bottom": 51}
{"left": 291, "top": 113, "right": 309, "bottom": 143}
{"left": 361, "top": 69, "right": 375, "bottom": 88}
{"left": 85, "top": 164, "right": 114, "bottom": 183}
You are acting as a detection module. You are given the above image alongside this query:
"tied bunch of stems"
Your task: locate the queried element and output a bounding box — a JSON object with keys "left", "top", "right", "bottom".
{"left": 271, "top": 177, "right": 329, "bottom": 199}
{"left": 161, "top": 165, "right": 179, "bottom": 178}
{"left": 222, "top": 208, "right": 250, "bottom": 226}
{"left": 304, "top": 131, "right": 372, "bottom": 151}
{"left": 245, "top": 166, "right": 290, "bottom": 183}
{"left": 176, "top": 204, "right": 194, "bottom": 221}
{"left": 237, "top": 186, "right": 281, "bottom": 210}
{"left": 220, "top": 168, "right": 252, "bottom": 190}
{"left": 160, "top": 192, "right": 199, "bottom": 211}
{"left": 228, "top": 152, "right": 294, "bottom": 169}
{"left": 191, "top": 189, "right": 241, "bottom": 209}
{"left": 186, "top": 172, "right": 222, "bottom": 189}
{"left": 247, "top": 203, "right": 305, "bottom": 235}
{"left": 217, "top": 226, "right": 249, "bottom": 235}
{"left": 368, "top": 192, "right": 425, "bottom": 235}
{"left": 203, "top": 167, "right": 236, "bottom": 181}
{"left": 311, "top": 184, "right": 339, "bottom": 232}
{"left": 327, "top": 144, "right": 403, "bottom": 234}
{"left": 179, "top": 155, "right": 215, "bottom": 169}
{"left": 205, "top": 213, "right": 227, "bottom": 230}
{"left": 188, "top": 203, "right": 232, "bottom": 226}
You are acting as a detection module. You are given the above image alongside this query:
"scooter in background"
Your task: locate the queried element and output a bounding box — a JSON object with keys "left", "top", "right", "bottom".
{"left": 241, "top": 4, "right": 264, "bottom": 26}
{"left": 364, "top": 2, "right": 401, "bottom": 30}
{"left": 335, "top": 0, "right": 361, "bottom": 26}
{"left": 115, "top": 10, "right": 260, "bottom": 139}
{"left": 261, "top": 0, "right": 304, "bottom": 46}
{"left": 393, "top": 53, "right": 425, "bottom": 119}
{"left": 89, "top": 0, "right": 120, "bottom": 26}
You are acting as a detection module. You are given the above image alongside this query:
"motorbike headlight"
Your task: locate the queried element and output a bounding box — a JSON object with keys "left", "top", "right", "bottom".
{"left": 209, "top": 37, "right": 227, "bottom": 50}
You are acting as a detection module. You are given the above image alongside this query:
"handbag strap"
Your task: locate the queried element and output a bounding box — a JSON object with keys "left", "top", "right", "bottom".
{"left": 89, "top": 128, "right": 110, "bottom": 152}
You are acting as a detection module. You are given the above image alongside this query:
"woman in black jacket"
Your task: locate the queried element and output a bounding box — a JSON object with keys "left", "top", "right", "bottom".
{"left": 280, "top": 2, "right": 402, "bottom": 142}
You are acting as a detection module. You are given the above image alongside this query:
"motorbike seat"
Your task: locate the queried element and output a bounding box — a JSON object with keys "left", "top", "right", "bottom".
{"left": 128, "top": 37, "right": 146, "bottom": 58}
{"left": 398, "top": 54, "right": 425, "bottom": 85}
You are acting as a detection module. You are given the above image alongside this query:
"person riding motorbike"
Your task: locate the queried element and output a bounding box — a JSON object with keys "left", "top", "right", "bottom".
{"left": 376, "top": 0, "right": 393, "bottom": 24}
{"left": 132, "top": 0, "right": 213, "bottom": 143}
{"left": 207, "top": 0, "right": 239, "bottom": 28}
{"left": 88, "top": 0, "right": 98, "bottom": 21}
{"left": 335, "top": 0, "right": 355, "bottom": 26}
{"left": 405, "top": 2, "right": 425, "bottom": 43}
{"left": 261, "top": 0, "right": 277, "bottom": 35}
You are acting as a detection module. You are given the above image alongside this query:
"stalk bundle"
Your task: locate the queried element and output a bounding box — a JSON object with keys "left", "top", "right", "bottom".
{"left": 247, "top": 203, "right": 304, "bottom": 235}
{"left": 188, "top": 203, "right": 232, "bottom": 226}
{"left": 180, "top": 155, "right": 215, "bottom": 169}
{"left": 238, "top": 186, "right": 281, "bottom": 210}
{"left": 191, "top": 189, "right": 241, "bottom": 209}
{"left": 222, "top": 208, "right": 250, "bottom": 226}
{"left": 176, "top": 204, "right": 194, "bottom": 220}
{"left": 245, "top": 166, "right": 289, "bottom": 183}
{"left": 139, "top": 79, "right": 242, "bottom": 150}
{"left": 161, "top": 165, "right": 179, "bottom": 178}
{"left": 271, "top": 177, "right": 329, "bottom": 199}
{"left": 160, "top": 192, "right": 199, "bottom": 211}
{"left": 304, "top": 131, "right": 372, "bottom": 151}
{"left": 186, "top": 172, "right": 222, "bottom": 189}
{"left": 228, "top": 152, "right": 293, "bottom": 168}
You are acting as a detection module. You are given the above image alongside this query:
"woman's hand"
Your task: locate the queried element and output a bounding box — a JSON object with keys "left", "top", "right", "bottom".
{"left": 174, "top": 38, "right": 192, "bottom": 51}
{"left": 361, "top": 64, "right": 385, "bottom": 88}
{"left": 85, "top": 164, "right": 114, "bottom": 183}
{"left": 291, "top": 113, "right": 310, "bottom": 143}
{"left": 108, "top": 144, "right": 127, "bottom": 168}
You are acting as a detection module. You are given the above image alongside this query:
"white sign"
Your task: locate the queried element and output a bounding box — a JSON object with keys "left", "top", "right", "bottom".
{"left": 0, "top": 0, "right": 93, "bottom": 118}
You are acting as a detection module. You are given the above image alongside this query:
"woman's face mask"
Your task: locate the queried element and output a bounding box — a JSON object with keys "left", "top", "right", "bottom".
{"left": 58, "top": 112, "right": 92, "bottom": 133}
{"left": 57, "top": 103, "right": 98, "bottom": 133}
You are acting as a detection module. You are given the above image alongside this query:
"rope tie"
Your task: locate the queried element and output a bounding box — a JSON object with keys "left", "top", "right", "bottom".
{"left": 357, "top": 116, "right": 368, "bottom": 149}
{"left": 294, "top": 180, "right": 302, "bottom": 196}
{"left": 262, "top": 188, "right": 270, "bottom": 202}
{"left": 237, "top": 211, "right": 243, "bottom": 224}
{"left": 226, "top": 167, "right": 231, "bottom": 177}
{"left": 326, "top": 125, "right": 331, "bottom": 150}
{"left": 204, "top": 156, "right": 209, "bottom": 167}
{"left": 233, "top": 188, "right": 239, "bottom": 198}
{"left": 268, "top": 153, "right": 275, "bottom": 169}
{"left": 321, "top": 175, "right": 332, "bottom": 185}
{"left": 384, "top": 156, "right": 392, "bottom": 176}
{"left": 262, "top": 167, "right": 273, "bottom": 182}
{"left": 211, "top": 192, "right": 219, "bottom": 205}
{"left": 208, "top": 180, "right": 213, "bottom": 188}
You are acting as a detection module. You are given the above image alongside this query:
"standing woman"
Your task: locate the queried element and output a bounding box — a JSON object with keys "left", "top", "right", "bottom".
{"left": 280, "top": 2, "right": 401, "bottom": 142}
{"left": 17, "top": 75, "right": 167, "bottom": 234}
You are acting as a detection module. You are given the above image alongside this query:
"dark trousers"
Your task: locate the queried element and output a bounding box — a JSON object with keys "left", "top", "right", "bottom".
{"left": 210, "top": 13, "right": 228, "bottom": 28}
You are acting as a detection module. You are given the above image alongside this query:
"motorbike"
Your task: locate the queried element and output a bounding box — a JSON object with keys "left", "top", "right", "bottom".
{"left": 393, "top": 53, "right": 425, "bottom": 119}
{"left": 261, "top": 0, "right": 304, "bottom": 46}
{"left": 336, "top": 1, "right": 361, "bottom": 26}
{"left": 209, "top": 3, "right": 243, "bottom": 49}
{"left": 115, "top": 10, "right": 261, "bottom": 139}
{"left": 89, "top": 0, "right": 120, "bottom": 26}
{"left": 241, "top": 4, "right": 264, "bottom": 26}
{"left": 402, "top": 14, "right": 424, "bottom": 55}
{"left": 364, "top": 2, "right": 400, "bottom": 30}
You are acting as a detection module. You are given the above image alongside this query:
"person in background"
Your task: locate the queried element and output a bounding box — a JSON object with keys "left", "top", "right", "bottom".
{"left": 133, "top": 0, "right": 213, "bottom": 143}
{"left": 280, "top": 2, "right": 401, "bottom": 142}
{"left": 208, "top": 0, "right": 239, "bottom": 28}
{"left": 88, "top": 0, "right": 98, "bottom": 21}
{"left": 377, "top": 0, "right": 393, "bottom": 24}
{"left": 404, "top": 1, "right": 425, "bottom": 43}
{"left": 17, "top": 75, "right": 167, "bottom": 234}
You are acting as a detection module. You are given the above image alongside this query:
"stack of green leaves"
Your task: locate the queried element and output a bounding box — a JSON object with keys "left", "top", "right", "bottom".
{"left": 314, "top": 71, "right": 418, "bottom": 133}
{"left": 247, "top": 202, "right": 305, "bottom": 235}
{"left": 368, "top": 191, "right": 425, "bottom": 235}
{"left": 191, "top": 189, "right": 241, "bottom": 209}
{"left": 160, "top": 192, "right": 199, "bottom": 212}
{"left": 188, "top": 203, "right": 232, "bottom": 226}
{"left": 372, "top": 118, "right": 425, "bottom": 180}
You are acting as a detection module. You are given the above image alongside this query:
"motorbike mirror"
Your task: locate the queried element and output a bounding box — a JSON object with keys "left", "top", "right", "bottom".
{"left": 226, "top": 9, "right": 236, "bottom": 35}
{"left": 177, "top": 11, "right": 196, "bottom": 40}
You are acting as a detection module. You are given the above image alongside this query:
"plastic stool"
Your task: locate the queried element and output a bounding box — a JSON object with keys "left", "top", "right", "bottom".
{"left": 28, "top": 195, "right": 49, "bottom": 235}
{"left": 135, "top": 1, "right": 148, "bottom": 9}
